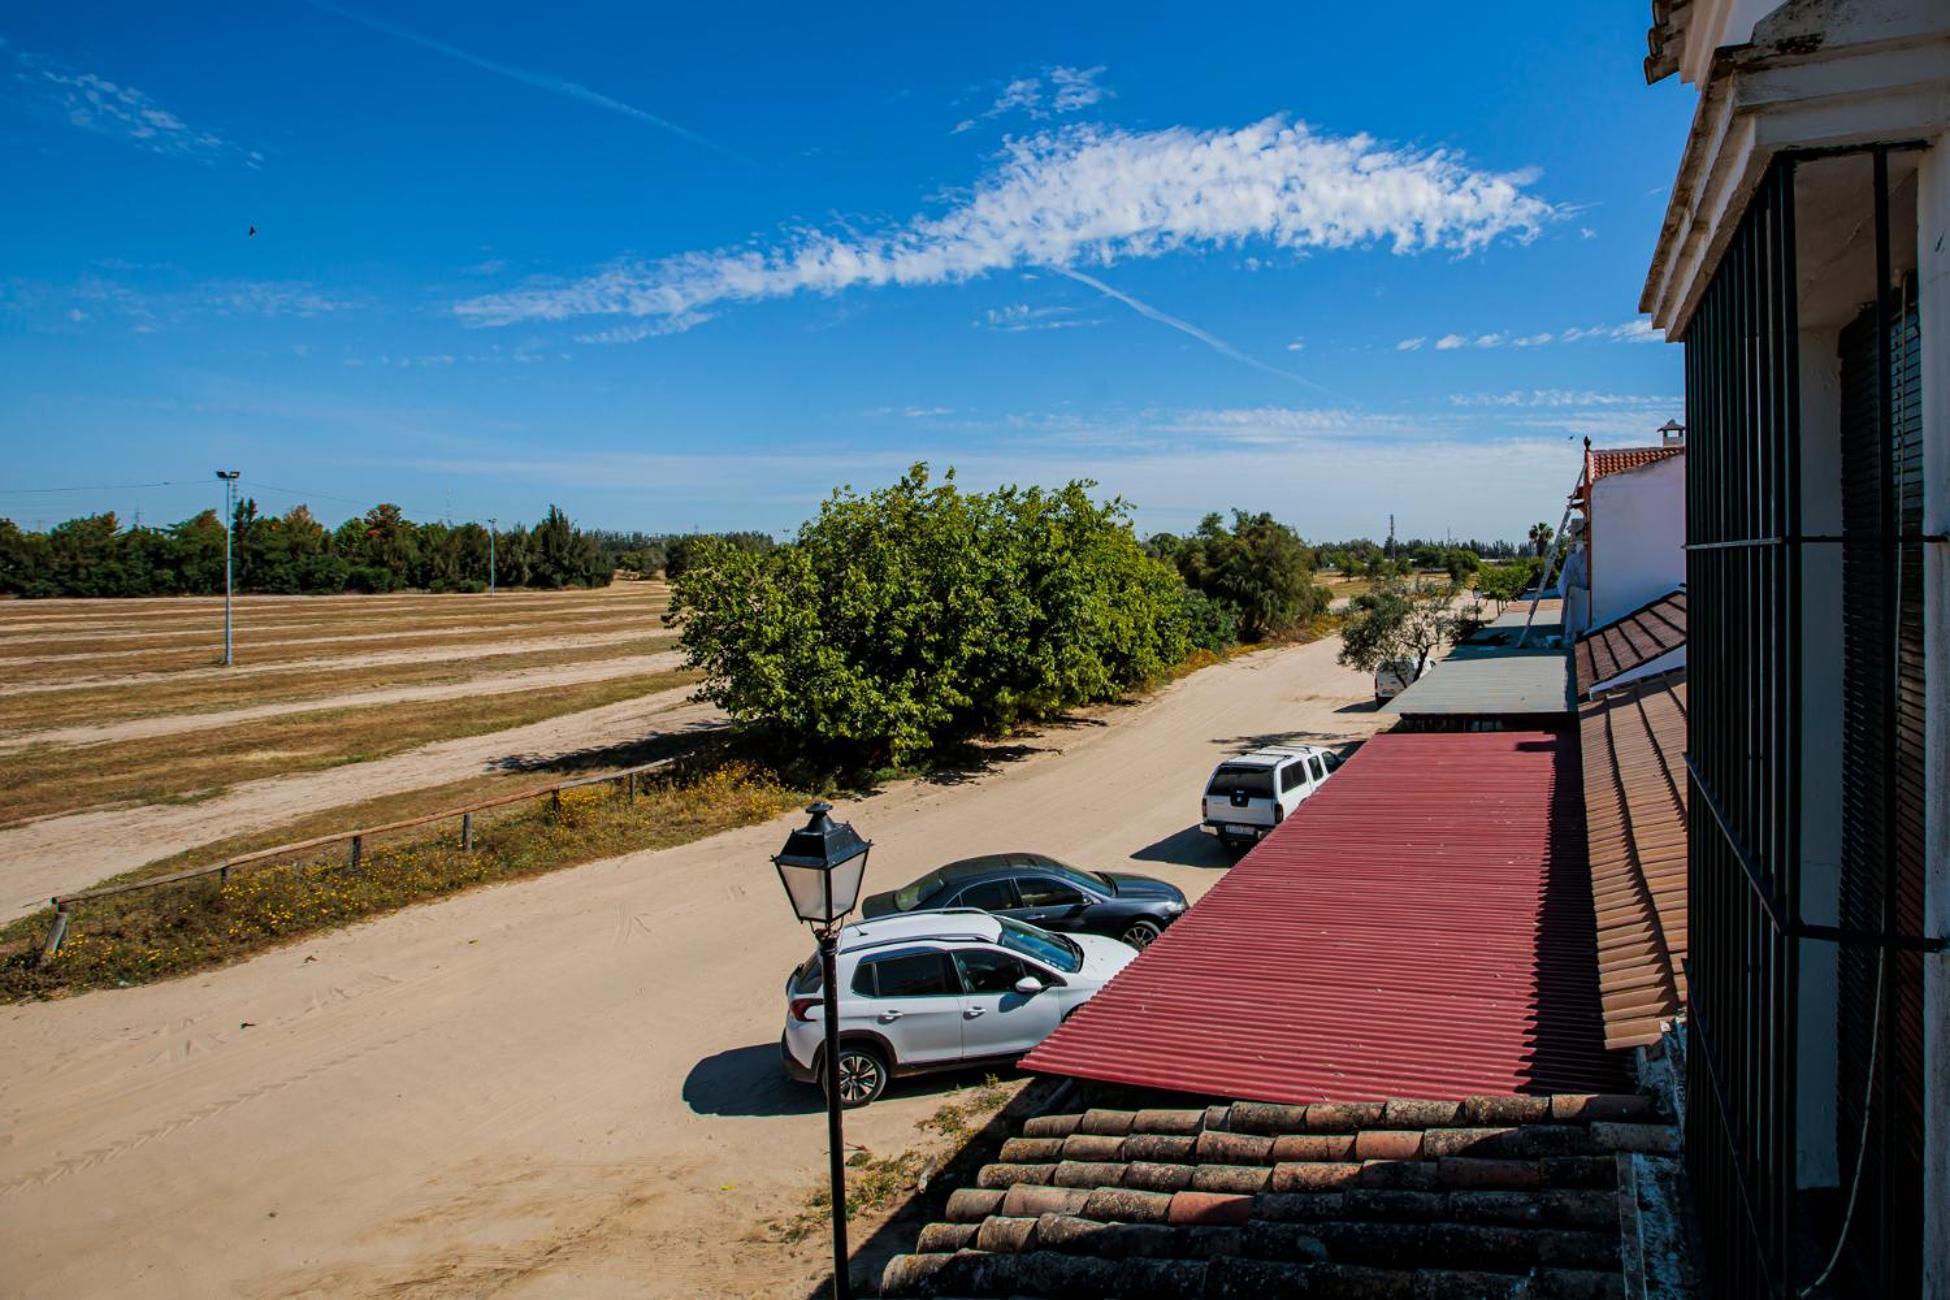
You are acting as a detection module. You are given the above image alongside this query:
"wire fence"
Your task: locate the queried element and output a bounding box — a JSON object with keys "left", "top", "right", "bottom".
{"left": 39, "top": 756, "right": 679, "bottom": 962}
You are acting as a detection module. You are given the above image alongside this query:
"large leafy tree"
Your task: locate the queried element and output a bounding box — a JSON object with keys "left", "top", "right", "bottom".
{"left": 1165, "top": 510, "right": 1326, "bottom": 642}
{"left": 667, "top": 465, "right": 1192, "bottom": 770}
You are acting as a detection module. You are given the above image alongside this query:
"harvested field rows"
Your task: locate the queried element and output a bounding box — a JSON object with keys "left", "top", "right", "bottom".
{"left": 0, "top": 583, "right": 715, "bottom": 903}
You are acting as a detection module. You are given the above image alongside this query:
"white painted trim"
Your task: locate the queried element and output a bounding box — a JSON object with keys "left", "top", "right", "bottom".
{"left": 1585, "top": 647, "right": 1688, "bottom": 701}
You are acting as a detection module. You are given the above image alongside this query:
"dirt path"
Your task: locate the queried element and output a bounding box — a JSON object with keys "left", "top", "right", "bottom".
{"left": 0, "top": 652, "right": 687, "bottom": 750}
{"left": 0, "top": 684, "right": 723, "bottom": 915}
{"left": 0, "top": 637, "right": 1389, "bottom": 1297}
{"left": 0, "top": 627, "right": 674, "bottom": 697}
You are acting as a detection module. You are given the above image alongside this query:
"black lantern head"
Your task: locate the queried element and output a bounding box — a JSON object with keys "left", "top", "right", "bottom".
{"left": 772, "top": 801, "right": 871, "bottom": 929}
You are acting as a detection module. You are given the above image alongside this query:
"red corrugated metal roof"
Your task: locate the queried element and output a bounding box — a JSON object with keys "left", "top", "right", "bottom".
{"left": 1021, "top": 730, "right": 1628, "bottom": 1103}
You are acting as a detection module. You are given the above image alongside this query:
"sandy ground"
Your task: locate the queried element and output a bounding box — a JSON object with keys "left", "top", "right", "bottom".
{"left": 0, "top": 684, "right": 723, "bottom": 915}
{"left": 0, "top": 636, "right": 1388, "bottom": 1298}
{"left": 0, "top": 627, "right": 673, "bottom": 697}
{"left": 0, "top": 651, "right": 687, "bottom": 751}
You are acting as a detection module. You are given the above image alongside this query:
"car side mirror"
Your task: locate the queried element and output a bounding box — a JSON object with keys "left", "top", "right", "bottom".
{"left": 1013, "top": 975, "right": 1044, "bottom": 996}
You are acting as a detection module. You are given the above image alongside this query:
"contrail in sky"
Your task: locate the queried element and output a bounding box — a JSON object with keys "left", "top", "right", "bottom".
{"left": 305, "top": 0, "right": 737, "bottom": 158}
{"left": 1052, "top": 266, "right": 1345, "bottom": 399}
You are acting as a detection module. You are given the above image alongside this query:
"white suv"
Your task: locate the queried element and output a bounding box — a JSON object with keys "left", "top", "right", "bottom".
{"left": 1200, "top": 744, "right": 1341, "bottom": 851}
{"left": 780, "top": 909, "right": 1136, "bottom": 1106}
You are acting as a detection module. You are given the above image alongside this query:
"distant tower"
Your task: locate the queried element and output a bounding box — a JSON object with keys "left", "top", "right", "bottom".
{"left": 1386, "top": 514, "right": 1396, "bottom": 559}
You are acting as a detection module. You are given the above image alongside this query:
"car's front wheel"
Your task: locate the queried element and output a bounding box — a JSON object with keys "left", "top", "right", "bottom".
{"left": 825, "top": 1043, "right": 889, "bottom": 1108}
{"left": 1120, "top": 919, "right": 1163, "bottom": 949}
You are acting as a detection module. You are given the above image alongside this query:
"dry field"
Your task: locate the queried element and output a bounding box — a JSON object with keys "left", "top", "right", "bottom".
{"left": 0, "top": 581, "right": 715, "bottom": 910}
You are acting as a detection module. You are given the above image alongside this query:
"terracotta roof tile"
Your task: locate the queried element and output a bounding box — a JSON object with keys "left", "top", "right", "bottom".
{"left": 1579, "top": 671, "right": 1689, "bottom": 1050}
{"left": 1576, "top": 589, "right": 1687, "bottom": 694}
{"left": 1589, "top": 445, "right": 1684, "bottom": 482}
{"left": 881, "top": 1095, "right": 1669, "bottom": 1297}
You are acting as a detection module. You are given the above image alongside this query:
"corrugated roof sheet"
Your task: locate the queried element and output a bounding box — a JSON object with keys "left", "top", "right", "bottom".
{"left": 1021, "top": 731, "right": 1629, "bottom": 1103}
{"left": 1379, "top": 616, "right": 1572, "bottom": 717}
{"left": 1576, "top": 589, "right": 1687, "bottom": 695}
{"left": 1580, "top": 671, "right": 1689, "bottom": 1050}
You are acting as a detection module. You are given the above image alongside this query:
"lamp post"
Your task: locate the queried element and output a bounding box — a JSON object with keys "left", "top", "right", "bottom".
{"left": 215, "top": 470, "right": 240, "bottom": 665}
{"left": 771, "top": 801, "right": 872, "bottom": 1300}
{"left": 486, "top": 517, "right": 497, "bottom": 594}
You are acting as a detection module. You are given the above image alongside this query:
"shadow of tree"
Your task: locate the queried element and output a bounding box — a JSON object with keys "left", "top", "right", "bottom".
{"left": 489, "top": 723, "right": 722, "bottom": 776}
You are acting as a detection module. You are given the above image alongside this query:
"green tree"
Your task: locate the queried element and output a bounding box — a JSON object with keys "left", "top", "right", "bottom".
{"left": 1337, "top": 578, "right": 1459, "bottom": 680}
{"left": 1170, "top": 510, "right": 1325, "bottom": 642}
{"left": 1528, "top": 521, "right": 1555, "bottom": 558}
{"left": 668, "top": 465, "right": 1189, "bottom": 770}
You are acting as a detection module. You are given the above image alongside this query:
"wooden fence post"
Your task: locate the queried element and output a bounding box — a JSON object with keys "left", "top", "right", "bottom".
{"left": 219, "top": 864, "right": 230, "bottom": 885}
{"left": 349, "top": 835, "right": 363, "bottom": 871}
{"left": 40, "top": 904, "right": 72, "bottom": 964}
{"left": 627, "top": 771, "right": 637, "bottom": 805}
{"left": 550, "top": 790, "right": 562, "bottom": 819}
{"left": 461, "top": 812, "right": 474, "bottom": 851}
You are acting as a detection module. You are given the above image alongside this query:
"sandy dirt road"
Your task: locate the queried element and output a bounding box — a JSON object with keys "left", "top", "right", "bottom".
{"left": 0, "top": 651, "right": 687, "bottom": 751}
{"left": 0, "top": 684, "right": 723, "bottom": 915}
{"left": 0, "top": 636, "right": 1388, "bottom": 1298}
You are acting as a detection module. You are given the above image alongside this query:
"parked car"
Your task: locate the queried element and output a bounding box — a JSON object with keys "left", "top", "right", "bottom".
{"left": 1374, "top": 656, "right": 1430, "bottom": 702}
{"left": 1200, "top": 745, "right": 1341, "bottom": 851}
{"left": 859, "top": 852, "right": 1187, "bottom": 949}
{"left": 780, "top": 909, "right": 1137, "bottom": 1106}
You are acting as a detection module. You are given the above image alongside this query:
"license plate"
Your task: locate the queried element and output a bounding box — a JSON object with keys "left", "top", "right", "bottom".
{"left": 1224, "top": 824, "right": 1255, "bottom": 836}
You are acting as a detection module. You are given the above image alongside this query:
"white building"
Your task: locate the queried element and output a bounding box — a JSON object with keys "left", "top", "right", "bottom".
{"left": 1639, "top": 1, "right": 1949, "bottom": 1295}
{"left": 1561, "top": 437, "right": 1687, "bottom": 640}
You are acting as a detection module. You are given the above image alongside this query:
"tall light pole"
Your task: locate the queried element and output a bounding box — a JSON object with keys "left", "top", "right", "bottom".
{"left": 215, "top": 470, "right": 240, "bottom": 665}
{"left": 771, "top": 803, "right": 872, "bottom": 1300}
{"left": 486, "top": 517, "right": 497, "bottom": 595}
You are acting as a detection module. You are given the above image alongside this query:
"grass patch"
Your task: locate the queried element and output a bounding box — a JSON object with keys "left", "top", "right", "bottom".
{"left": 0, "top": 668, "right": 702, "bottom": 825}
{"left": 770, "top": 1074, "right": 1019, "bottom": 1244}
{"left": 0, "top": 747, "right": 805, "bottom": 1002}
{"left": 0, "top": 634, "right": 678, "bottom": 731}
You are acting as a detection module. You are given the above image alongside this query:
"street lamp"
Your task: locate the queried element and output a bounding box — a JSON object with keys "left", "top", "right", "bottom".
{"left": 772, "top": 801, "right": 872, "bottom": 1300}
{"left": 215, "top": 470, "right": 240, "bottom": 665}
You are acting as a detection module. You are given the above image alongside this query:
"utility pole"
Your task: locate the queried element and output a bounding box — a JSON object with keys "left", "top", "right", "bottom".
{"left": 486, "top": 518, "right": 497, "bottom": 594}
{"left": 1386, "top": 513, "right": 1396, "bottom": 559}
{"left": 215, "top": 470, "right": 241, "bottom": 665}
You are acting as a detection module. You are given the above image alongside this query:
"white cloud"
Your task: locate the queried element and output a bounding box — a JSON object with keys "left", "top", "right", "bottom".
{"left": 1047, "top": 66, "right": 1111, "bottom": 113}
{"left": 3, "top": 39, "right": 258, "bottom": 165}
{"left": 204, "top": 281, "right": 354, "bottom": 317}
{"left": 573, "top": 313, "right": 711, "bottom": 344}
{"left": 458, "top": 118, "right": 1554, "bottom": 334}
{"left": 1448, "top": 389, "right": 1681, "bottom": 408}
{"left": 1396, "top": 337, "right": 1426, "bottom": 351}
{"left": 1405, "top": 318, "right": 1663, "bottom": 352}
{"left": 979, "top": 302, "right": 1090, "bottom": 332}
{"left": 1285, "top": 339, "right": 1305, "bottom": 352}
{"left": 955, "top": 65, "right": 1112, "bottom": 132}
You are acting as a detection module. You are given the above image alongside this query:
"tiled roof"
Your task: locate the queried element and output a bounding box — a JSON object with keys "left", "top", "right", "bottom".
{"left": 881, "top": 1092, "right": 1674, "bottom": 1298}
{"left": 1588, "top": 445, "right": 1683, "bottom": 483}
{"left": 1020, "top": 731, "right": 1630, "bottom": 1102}
{"left": 1580, "top": 672, "right": 1689, "bottom": 1050}
{"left": 1576, "top": 589, "right": 1687, "bottom": 695}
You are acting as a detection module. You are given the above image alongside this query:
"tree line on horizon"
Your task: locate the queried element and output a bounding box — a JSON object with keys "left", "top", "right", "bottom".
{"left": 0, "top": 502, "right": 613, "bottom": 597}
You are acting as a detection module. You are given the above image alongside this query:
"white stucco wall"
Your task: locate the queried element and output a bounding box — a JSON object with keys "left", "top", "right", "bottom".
{"left": 1589, "top": 454, "right": 1687, "bottom": 629}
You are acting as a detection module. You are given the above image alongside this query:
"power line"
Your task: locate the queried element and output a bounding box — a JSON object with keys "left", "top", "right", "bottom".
{"left": 0, "top": 480, "right": 202, "bottom": 495}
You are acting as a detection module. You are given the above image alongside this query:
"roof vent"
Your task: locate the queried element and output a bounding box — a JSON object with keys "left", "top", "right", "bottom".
{"left": 1658, "top": 418, "right": 1685, "bottom": 447}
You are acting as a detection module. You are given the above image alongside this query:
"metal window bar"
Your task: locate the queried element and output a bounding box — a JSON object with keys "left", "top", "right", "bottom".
{"left": 1680, "top": 142, "right": 1936, "bottom": 1298}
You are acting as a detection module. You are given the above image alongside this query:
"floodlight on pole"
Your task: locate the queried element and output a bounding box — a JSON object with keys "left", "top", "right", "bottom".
{"left": 215, "top": 470, "right": 241, "bottom": 665}
{"left": 486, "top": 517, "right": 497, "bottom": 595}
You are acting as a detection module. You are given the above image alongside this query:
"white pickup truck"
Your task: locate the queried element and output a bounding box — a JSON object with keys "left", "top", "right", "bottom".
{"left": 1199, "top": 745, "right": 1342, "bottom": 851}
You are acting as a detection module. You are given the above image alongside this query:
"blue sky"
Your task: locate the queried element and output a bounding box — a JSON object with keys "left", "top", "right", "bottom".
{"left": 1, "top": 2, "right": 1693, "bottom": 542}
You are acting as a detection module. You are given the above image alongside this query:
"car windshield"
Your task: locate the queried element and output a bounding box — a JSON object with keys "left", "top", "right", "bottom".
{"left": 1206, "top": 765, "right": 1275, "bottom": 799}
{"left": 995, "top": 917, "right": 1082, "bottom": 973}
